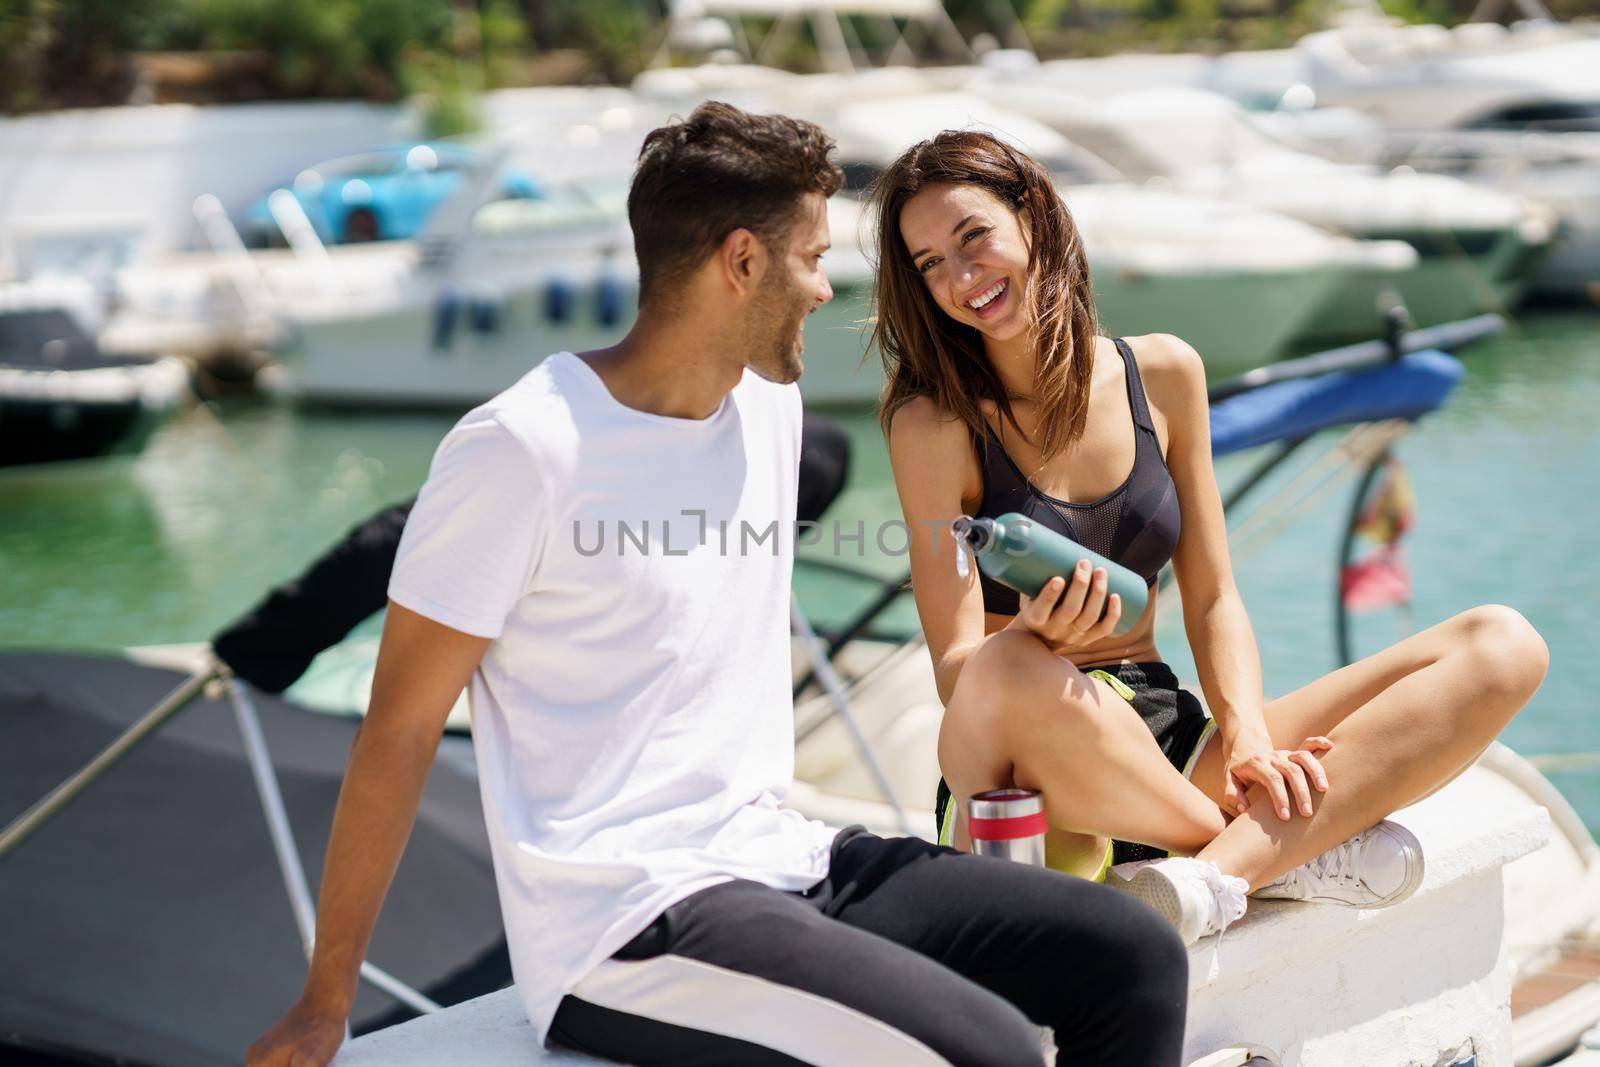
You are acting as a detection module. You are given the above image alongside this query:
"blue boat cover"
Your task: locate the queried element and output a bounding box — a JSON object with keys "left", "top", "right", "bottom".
{"left": 1210, "top": 349, "right": 1464, "bottom": 457}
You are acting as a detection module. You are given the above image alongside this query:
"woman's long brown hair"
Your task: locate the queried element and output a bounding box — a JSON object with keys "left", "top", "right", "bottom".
{"left": 866, "top": 131, "right": 1099, "bottom": 461}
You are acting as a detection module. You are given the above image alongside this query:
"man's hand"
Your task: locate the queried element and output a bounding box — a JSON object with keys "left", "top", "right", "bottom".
{"left": 245, "top": 996, "right": 346, "bottom": 1067}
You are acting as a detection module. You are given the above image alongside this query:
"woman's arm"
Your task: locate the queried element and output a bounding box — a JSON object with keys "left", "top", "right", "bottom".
{"left": 1149, "top": 336, "right": 1264, "bottom": 737}
{"left": 1145, "top": 334, "right": 1321, "bottom": 820}
{"left": 890, "top": 394, "right": 1144, "bottom": 703}
{"left": 886, "top": 397, "right": 993, "bottom": 705}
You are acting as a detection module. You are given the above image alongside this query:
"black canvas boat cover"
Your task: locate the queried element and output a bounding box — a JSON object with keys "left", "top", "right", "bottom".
{"left": 0, "top": 652, "right": 507, "bottom": 1066}
{"left": 0, "top": 309, "right": 147, "bottom": 371}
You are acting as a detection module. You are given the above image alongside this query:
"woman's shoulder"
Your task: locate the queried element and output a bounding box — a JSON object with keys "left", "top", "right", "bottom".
{"left": 1117, "top": 332, "right": 1204, "bottom": 382}
{"left": 886, "top": 394, "right": 984, "bottom": 494}
{"left": 888, "top": 394, "right": 978, "bottom": 446}
{"left": 1117, "top": 333, "right": 1207, "bottom": 411}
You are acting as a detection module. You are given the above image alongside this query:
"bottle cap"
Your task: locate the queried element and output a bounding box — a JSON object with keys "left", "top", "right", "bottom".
{"left": 950, "top": 516, "right": 994, "bottom": 580}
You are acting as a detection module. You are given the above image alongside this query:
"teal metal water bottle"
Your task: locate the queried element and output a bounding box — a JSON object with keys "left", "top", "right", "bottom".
{"left": 951, "top": 512, "right": 1148, "bottom": 635}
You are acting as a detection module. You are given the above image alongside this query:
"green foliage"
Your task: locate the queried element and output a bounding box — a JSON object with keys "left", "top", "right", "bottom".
{"left": 533, "top": 0, "right": 644, "bottom": 82}
{"left": 401, "top": 47, "right": 482, "bottom": 137}
{"left": 188, "top": 0, "right": 456, "bottom": 97}
{"left": 0, "top": 0, "right": 54, "bottom": 110}
{"left": 0, "top": 0, "right": 543, "bottom": 109}
{"left": 1, "top": 0, "right": 189, "bottom": 109}
{"left": 8, "top": 0, "right": 1596, "bottom": 111}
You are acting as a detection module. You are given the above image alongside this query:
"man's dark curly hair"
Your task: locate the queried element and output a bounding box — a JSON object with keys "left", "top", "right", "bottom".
{"left": 628, "top": 100, "right": 843, "bottom": 308}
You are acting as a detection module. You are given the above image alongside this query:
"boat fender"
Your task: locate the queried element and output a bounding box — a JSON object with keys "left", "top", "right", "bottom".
{"left": 1185, "top": 1047, "right": 1280, "bottom": 1067}
{"left": 431, "top": 289, "right": 460, "bottom": 352}
{"left": 544, "top": 277, "right": 576, "bottom": 324}
{"left": 469, "top": 289, "right": 503, "bottom": 335}
{"left": 596, "top": 273, "right": 625, "bottom": 327}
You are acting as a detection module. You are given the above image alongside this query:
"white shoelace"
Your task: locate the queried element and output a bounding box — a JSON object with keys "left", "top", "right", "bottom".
{"left": 1282, "top": 835, "right": 1367, "bottom": 897}
{"left": 1196, "top": 860, "right": 1249, "bottom": 934}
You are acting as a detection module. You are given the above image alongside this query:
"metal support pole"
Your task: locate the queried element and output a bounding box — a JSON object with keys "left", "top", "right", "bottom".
{"left": 355, "top": 961, "right": 445, "bottom": 1017}
{"left": 226, "top": 679, "right": 443, "bottom": 1016}
{"left": 0, "top": 666, "right": 217, "bottom": 862}
{"left": 792, "top": 573, "right": 908, "bottom": 699}
{"left": 791, "top": 600, "right": 912, "bottom": 836}
{"left": 227, "top": 678, "right": 320, "bottom": 952}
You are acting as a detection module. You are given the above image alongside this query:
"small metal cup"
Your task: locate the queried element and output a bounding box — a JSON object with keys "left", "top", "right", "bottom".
{"left": 967, "top": 788, "right": 1047, "bottom": 866}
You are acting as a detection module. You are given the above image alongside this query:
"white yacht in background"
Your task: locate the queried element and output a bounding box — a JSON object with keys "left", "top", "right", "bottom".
{"left": 825, "top": 91, "right": 1414, "bottom": 370}
{"left": 975, "top": 80, "right": 1553, "bottom": 340}
{"left": 988, "top": 15, "right": 1598, "bottom": 305}
{"left": 1293, "top": 19, "right": 1600, "bottom": 131}
{"left": 1383, "top": 129, "right": 1600, "bottom": 303}
{"left": 264, "top": 172, "right": 884, "bottom": 407}
{"left": 1233, "top": 18, "right": 1600, "bottom": 305}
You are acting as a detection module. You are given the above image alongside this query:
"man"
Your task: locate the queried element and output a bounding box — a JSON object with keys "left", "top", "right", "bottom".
{"left": 247, "top": 101, "right": 1189, "bottom": 1067}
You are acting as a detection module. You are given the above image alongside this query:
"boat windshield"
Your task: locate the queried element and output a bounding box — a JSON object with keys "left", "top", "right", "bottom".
{"left": 1465, "top": 99, "right": 1600, "bottom": 132}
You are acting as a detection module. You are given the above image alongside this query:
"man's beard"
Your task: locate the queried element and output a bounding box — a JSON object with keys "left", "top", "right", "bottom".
{"left": 743, "top": 271, "right": 808, "bottom": 385}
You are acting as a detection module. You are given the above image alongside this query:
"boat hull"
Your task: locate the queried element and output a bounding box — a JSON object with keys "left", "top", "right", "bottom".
{"left": 0, "top": 395, "right": 162, "bottom": 466}
{"left": 1092, "top": 264, "right": 1341, "bottom": 379}
{"left": 1300, "top": 229, "right": 1537, "bottom": 345}
{"left": 0, "top": 358, "right": 189, "bottom": 467}
{"left": 272, "top": 274, "right": 885, "bottom": 409}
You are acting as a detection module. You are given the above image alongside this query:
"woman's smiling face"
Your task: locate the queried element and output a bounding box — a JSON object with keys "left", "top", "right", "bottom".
{"left": 899, "top": 181, "right": 1032, "bottom": 345}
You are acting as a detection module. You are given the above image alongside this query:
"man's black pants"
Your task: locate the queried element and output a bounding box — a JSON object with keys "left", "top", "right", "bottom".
{"left": 549, "top": 828, "right": 1189, "bottom": 1066}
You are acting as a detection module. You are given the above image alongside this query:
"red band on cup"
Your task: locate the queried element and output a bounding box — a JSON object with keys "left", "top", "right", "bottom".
{"left": 968, "top": 812, "right": 1048, "bottom": 841}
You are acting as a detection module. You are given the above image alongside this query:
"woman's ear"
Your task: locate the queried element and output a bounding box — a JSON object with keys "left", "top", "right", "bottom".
{"left": 1018, "top": 203, "right": 1034, "bottom": 254}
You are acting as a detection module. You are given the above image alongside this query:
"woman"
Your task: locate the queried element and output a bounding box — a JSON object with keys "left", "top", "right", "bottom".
{"left": 869, "top": 130, "right": 1549, "bottom": 944}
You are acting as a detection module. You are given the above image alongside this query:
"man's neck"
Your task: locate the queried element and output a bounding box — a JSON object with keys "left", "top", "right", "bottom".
{"left": 578, "top": 308, "right": 746, "bottom": 421}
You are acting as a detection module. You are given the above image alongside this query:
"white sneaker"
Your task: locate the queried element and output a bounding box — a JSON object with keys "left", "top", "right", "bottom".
{"left": 1111, "top": 857, "right": 1248, "bottom": 946}
{"left": 1252, "top": 820, "right": 1425, "bottom": 908}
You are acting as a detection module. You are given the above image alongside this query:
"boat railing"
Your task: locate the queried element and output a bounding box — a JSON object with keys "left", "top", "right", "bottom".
{"left": 192, "top": 192, "right": 280, "bottom": 323}
{"left": 265, "top": 187, "right": 349, "bottom": 294}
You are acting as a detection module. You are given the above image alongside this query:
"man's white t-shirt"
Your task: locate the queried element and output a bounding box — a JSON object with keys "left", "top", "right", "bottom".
{"left": 388, "top": 352, "right": 836, "bottom": 1043}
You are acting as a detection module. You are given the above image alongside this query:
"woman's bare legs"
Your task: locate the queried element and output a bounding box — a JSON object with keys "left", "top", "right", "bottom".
{"left": 940, "top": 630, "right": 1226, "bottom": 861}
{"left": 942, "top": 606, "right": 1547, "bottom": 892}
{"left": 1186, "top": 605, "right": 1548, "bottom": 890}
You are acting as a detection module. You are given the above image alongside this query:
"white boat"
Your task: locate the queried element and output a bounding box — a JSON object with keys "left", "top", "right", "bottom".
{"left": 1293, "top": 20, "right": 1600, "bottom": 132}
{"left": 971, "top": 79, "right": 1554, "bottom": 339}
{"left": 269, "top": 85, "right": 1374, "bottom": 406}
{"left": 1249, "top": 105, "right": 1600, "bottom": 305}
{"left": 0, "top": 277, "right": 190, "bottom": 466}
{"left": 263, "top": 177, "right": 883, "bottom": 408}
{"left": 993, "top": 19, "right": 1598, "bottom": 305}
{"left": 1011, "top": 14, "right": 1600, "bottom": 129}
{"left": 825, "top": 91, "right": 1408, "bottom": 371}
{"left": 1280, "top": 18, "right": 1600, "bottom": 305}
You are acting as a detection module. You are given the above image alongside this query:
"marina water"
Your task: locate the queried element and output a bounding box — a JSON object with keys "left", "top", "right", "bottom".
{"left": 2, "top": 311, "right": 1596, "bottom": 831}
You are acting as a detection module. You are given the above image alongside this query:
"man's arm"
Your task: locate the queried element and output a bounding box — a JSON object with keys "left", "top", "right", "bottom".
{"left": 246, "top": 601, "right": 491, "bottom": 1067}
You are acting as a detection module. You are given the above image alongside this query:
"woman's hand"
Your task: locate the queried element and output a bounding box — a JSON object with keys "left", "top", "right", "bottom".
{"left": 1009, "top": 560, "right": 1122, "bottom": 652}
{"left": 1221, "top": 727, "right": 1333, "bottom": 821}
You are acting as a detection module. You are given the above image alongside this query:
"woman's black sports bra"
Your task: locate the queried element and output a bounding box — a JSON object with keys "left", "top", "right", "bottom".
{"left": 973, "top": 337, "right": 1182, "bottom": 617}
